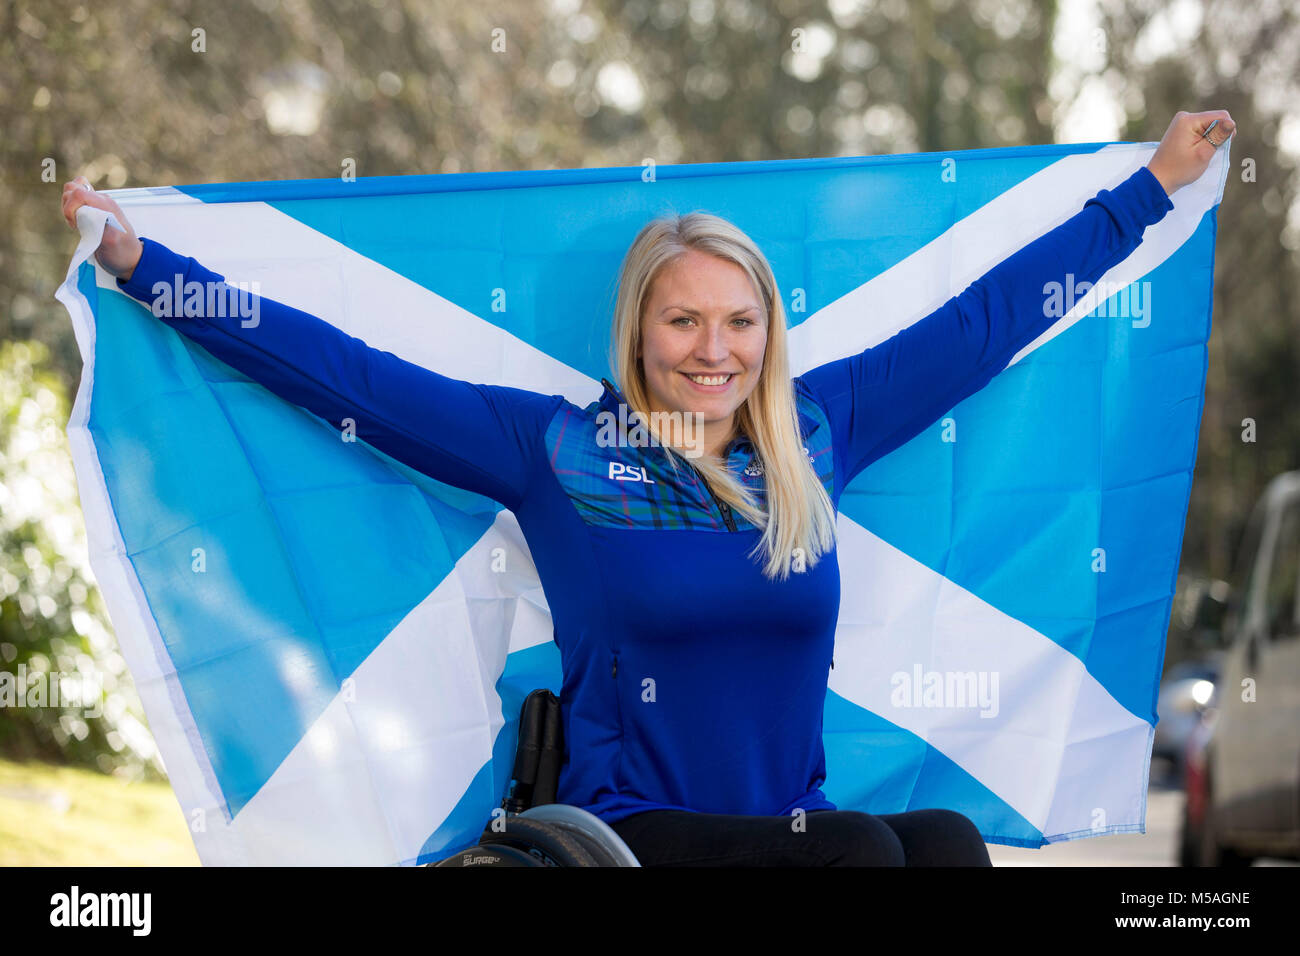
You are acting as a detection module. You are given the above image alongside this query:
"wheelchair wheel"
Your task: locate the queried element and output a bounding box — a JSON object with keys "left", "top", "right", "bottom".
{"left": 518, "top": 804, "right": 641, "bottom": 866}
{"left": 477, "top": 816, "right": 599, "bottom": 867}
{"left": 429, "top": 844, "right": 545, "bottom": 867}
{"left": 521, "top": 818, "right": 620, "bottom": 867}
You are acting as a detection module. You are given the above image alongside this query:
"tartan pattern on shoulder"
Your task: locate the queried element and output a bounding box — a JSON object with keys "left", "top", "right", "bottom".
{"left": 543, "top": 377, "right": 835, "bottom": 531}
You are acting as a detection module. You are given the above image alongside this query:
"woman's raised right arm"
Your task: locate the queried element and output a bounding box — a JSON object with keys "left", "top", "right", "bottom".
{"left": 121, "top": 239, "right": 565, "bottom": 510}
{"left": 64, "top": 176, "right": 564, "bottom": 512}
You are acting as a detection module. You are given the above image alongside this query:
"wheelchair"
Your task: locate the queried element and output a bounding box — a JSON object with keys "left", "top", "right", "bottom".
{"left": 427, "top": 689, "right": 642, "bottom": 866}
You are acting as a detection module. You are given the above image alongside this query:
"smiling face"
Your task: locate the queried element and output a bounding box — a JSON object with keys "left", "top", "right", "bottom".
{"left": 638, "top": 248, "right": 768, "bottom": 459}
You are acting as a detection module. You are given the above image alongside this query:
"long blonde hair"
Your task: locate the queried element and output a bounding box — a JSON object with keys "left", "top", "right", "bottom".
{"left": 608, "top": 210, "right": 838, "bottom": 581}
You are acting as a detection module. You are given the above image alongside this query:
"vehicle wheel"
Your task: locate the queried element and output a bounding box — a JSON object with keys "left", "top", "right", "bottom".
{"left": 1177, "top": 801, "right": 1198, "bottom": 868}
{"left": 1194, "top": 769, "right": 1254, "bottom": 867}
{"left": 477, "top": 816, "right": 599, "bottom": 867}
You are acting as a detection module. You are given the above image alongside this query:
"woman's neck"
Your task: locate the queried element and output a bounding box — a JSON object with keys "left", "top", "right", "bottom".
{"left": 698, "top": 420, "right": 736, "bottom": 461}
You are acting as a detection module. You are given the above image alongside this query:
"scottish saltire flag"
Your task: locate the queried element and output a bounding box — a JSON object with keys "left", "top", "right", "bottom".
{"left": 57, "top": 141, "right": 1229, "bottom": 865}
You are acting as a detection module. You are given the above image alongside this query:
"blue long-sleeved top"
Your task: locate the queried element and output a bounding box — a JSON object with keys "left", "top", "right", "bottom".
{"left": 115, "top": 165, "right": 1173, "bottom": 825}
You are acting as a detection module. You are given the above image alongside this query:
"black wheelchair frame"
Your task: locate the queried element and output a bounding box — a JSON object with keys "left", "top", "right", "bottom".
{"left": 427, "top": 689, "right": 642, "bottom": 866}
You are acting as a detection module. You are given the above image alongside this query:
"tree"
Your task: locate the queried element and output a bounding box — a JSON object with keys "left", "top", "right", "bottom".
{"left": 1095, "top": 0, "right": 1300, "bottom": 579}
{"left": 0, "top": 339, "right": 162, "bottom": 778}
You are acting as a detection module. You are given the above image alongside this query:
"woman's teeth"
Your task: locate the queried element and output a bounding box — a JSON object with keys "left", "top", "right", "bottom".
{"left": 686, "top": 373, "right": 733, "bottom": 385}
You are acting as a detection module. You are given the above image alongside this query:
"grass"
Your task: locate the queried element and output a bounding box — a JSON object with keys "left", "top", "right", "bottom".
{"left": 0, "top": 755, "right": 200, "bottom": 866}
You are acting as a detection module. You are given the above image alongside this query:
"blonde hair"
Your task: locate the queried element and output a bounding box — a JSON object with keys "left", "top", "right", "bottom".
{"left": 608, "top": 210, "right": 838, "bottom": 581}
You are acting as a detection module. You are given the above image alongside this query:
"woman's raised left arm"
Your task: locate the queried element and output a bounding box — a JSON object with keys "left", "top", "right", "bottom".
{"left": 798, "top": 109, "right": 1235, "bottom": 489}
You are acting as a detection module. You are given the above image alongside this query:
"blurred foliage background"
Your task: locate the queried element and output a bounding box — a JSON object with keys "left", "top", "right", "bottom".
{"left": 1, "top": 0, "right": 1297, "bottom": 802}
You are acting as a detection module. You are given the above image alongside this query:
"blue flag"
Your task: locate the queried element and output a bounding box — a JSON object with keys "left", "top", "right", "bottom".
{"left": 57, "top": 141, "right": 1228, "bottom": 864}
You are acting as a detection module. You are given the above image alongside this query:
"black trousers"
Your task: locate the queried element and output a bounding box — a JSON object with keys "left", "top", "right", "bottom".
{"left": 608, "top": 807, "right": 993, "bottom": 866}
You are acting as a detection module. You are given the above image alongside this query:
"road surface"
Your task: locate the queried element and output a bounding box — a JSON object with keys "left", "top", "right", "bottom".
{"left": 986, "top": 758, "right": 1298, "bottom": 866}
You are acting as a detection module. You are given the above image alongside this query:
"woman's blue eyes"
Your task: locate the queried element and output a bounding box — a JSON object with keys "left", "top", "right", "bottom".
{"left": 672, "top": 316, "right": 754, "bottom": 327}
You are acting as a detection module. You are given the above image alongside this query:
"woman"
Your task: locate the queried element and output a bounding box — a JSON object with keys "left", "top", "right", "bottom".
{"left": 62, "top": 109, "right": 1233, "bottom": 866}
